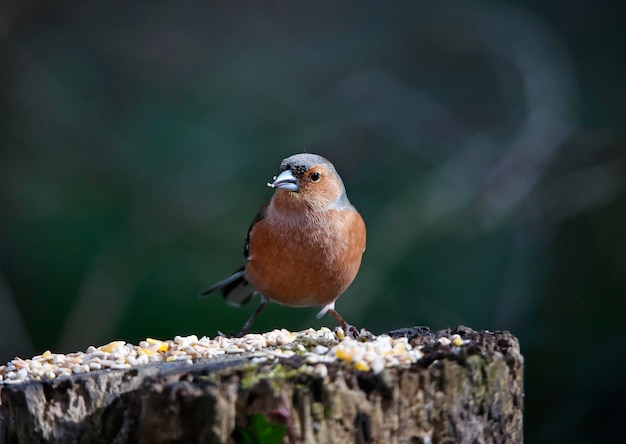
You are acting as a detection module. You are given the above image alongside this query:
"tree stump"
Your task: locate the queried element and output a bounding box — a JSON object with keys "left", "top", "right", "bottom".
{"left": 0, "top": 326, "right": 523, "bottom": 443}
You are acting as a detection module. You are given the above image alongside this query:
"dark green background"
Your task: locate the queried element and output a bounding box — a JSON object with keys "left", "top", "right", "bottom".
{"left": 1, "top": 2, "right": 624, "bottom": 442}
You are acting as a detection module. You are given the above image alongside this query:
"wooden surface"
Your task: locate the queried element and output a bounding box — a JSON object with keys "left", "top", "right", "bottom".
{"left": 0, "top": 326, "right": 523, "bottom": 443}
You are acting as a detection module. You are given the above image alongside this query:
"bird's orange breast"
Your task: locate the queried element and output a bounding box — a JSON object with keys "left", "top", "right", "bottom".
{"left": 245, "top": 205, "right": 366, "bottom": 307}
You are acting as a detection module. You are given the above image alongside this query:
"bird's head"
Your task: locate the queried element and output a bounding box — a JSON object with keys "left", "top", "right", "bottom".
{"left": 268, "top": 153, "right": 351, "bottom": 211}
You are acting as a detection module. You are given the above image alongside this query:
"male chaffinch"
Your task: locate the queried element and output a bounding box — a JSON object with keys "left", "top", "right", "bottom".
{"left": 201, "top": 153, "right": 366, "bottom": 336}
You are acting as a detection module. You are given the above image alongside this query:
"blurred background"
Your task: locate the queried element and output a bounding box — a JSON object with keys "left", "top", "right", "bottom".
{"left": 1, "top": 1, "right": 624, "bottom": 441}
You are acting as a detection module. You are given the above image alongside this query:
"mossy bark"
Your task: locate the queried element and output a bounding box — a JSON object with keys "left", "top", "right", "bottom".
{"left": 0, "top": 326, "right": 523, "bottom": 443}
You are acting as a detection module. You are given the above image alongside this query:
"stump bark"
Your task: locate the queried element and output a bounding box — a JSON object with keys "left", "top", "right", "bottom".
{"left": 0, "top": 326, "right": 523, "bottom": 443}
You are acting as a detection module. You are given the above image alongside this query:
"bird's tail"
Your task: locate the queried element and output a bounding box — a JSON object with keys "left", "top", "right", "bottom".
{"left": 199, "top": 267, "right": 257, "bottom": 306}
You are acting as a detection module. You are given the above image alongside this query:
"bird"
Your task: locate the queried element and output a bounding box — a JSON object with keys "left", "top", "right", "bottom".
{"left": 200, "top": 153, "right": 366, "bottom": 337}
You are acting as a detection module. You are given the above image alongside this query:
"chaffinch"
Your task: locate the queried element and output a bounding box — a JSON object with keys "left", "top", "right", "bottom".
{"left": 201, "top": 153, "right": 366, "bottom": 336}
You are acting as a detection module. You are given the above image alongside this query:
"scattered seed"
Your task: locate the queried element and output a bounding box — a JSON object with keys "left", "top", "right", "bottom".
{"left": 2, "top": 328, "right": 466, "bottom": 384}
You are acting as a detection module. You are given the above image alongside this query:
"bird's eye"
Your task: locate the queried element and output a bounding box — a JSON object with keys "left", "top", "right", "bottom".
{"left": 310, "top": 172, "right": 321, "bottom": 182}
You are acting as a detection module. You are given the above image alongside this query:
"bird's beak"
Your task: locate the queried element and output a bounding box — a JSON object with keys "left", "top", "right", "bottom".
{"left": 267, "top": 170, "right": 299, "bottom": 191}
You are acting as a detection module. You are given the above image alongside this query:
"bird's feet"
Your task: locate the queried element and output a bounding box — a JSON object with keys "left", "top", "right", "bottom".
{"left": 327, "top": 308, "right": 362, "bottom": 339}
{"left": 217, "top": 329, "right": 249, "bottom": 338}
{"left": 343, "top": 322, "right": 360, "bottom": 339}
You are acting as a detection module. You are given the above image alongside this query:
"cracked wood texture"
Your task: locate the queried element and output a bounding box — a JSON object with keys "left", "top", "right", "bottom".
{"left": 0, "top": 326, "right": 523, "bottom": 444}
